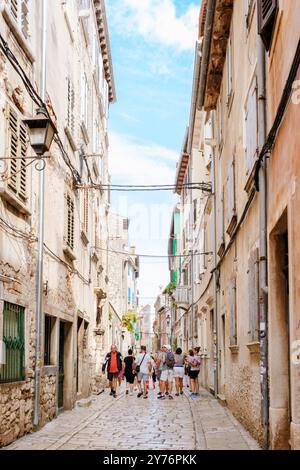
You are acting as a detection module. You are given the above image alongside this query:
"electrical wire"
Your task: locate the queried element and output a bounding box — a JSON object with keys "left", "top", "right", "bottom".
{"left": 97, "top": 246, "right": 213, "bottom": 259}
{"left": 44, "top": 243, "right": 90, "bottom": 285}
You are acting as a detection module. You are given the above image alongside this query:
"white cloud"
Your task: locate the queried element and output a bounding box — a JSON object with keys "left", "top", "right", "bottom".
{"left": 108, "top": 0, "right": 199, "bottom": 51}
{"left": 108, "top": 132, "right": 178, "bottom": 185}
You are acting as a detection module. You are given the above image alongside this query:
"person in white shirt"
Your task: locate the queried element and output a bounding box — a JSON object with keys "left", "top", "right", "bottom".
{"left": 134, "top": 345, "right": 153, "bottom": 399}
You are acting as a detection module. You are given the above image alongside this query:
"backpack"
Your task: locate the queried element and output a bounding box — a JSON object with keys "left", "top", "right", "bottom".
{"left": 166, "top": 351, "right": 175, "bottom": 369}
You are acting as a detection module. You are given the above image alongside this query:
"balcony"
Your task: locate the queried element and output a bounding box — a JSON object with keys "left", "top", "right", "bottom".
{"left": 174, "top": 286, "right": 189, "bottom": 305}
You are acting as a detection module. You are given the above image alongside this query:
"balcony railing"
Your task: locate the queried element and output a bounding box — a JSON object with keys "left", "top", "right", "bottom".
{"left": 174, "top": 286, "right": 189, "bottom": 305}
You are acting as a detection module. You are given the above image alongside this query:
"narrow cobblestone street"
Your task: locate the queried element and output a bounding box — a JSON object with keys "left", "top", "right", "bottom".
{"left": 5, "top": 387, "right": 260, "bottom": 451}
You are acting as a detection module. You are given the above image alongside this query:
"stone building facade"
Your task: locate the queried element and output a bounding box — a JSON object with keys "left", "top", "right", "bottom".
{"left": 169, "top": 0, "right": 300, "bottom": 450}
{"left": 107, "top": 213, "right": 139, "bottom": 356}
{"left": 0, "top": 0, "right": 115, "bottom": 446}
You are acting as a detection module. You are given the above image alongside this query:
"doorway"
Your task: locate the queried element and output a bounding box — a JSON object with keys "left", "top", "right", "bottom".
{"left": 269, "top": 210, "right": 291, "bottom": 449}
{"left": 58, "top": 321, "right": 65, "bottom": 409}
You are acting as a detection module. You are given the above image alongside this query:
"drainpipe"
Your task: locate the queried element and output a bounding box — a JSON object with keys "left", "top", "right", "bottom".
{"left": 34, "top": 0, "right": 48, "bottom": 427}
{"left": 210, "top": 131, "right": 219, "bottom": 398}
{"left": 257, "top": 37, "right": 269, "bottom": 449}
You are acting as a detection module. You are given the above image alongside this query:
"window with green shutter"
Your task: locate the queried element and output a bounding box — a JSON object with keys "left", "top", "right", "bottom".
{"left": 0, "top": 302, "right": 25, "bottom": 383}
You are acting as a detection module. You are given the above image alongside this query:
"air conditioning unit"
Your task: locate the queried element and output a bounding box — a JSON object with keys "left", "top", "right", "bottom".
{"left": 0, "top": 340, "right": 6, "bottom": 365}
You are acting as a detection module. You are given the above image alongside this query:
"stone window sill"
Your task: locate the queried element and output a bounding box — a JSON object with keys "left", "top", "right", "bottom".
{"left": 80, "top": 230, "right": 89, "bottom": 246}
{"left": 1, "top": 5, "right": 35, "bottom": 63}
{"left": 246, "top": 342, "right": 260, "bottom": 354}
{"left": 228, "top": 345, "right": 239, "bottom": 354}
{"left": 64, "top": 126, "right": 77, "bottom": 152}
{"left": 63, "top": 245, "right": 76, "bottom": 262}
{"left": 0, "top": 187, "right": 31, "bottom": 216}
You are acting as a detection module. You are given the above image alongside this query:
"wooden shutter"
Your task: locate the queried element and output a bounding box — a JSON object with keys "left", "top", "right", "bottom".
{"left": 229, "top": 278, "right": 237, "bottom": 346}
{"left": 10, "top": 0, "right": 18, "bottom": 21}
{"left": 83, "top": 188, "right": 89, "bottom": 234}
{"left": 66, "top": 194, "right": 74, "bottom": 250}
{"left": 258, "top": 0, "right": 278, "bottom": 50}
{"left": 67, "top": 78, "right": 75, "bottom": 135}
{"left": 19, "top": 121, "right": 27, "bottom": 200}
{"left": 248, "top": 248, "right": 259, "bottom": 341}
{"left": 8, "top": 107, "right": 18, "bottom": 193}
{"left": 245, "top": 76, "right": 258, "bottom": 175}
{"left": 226, "top": 158, "right": 236, "bottom": 235}
{"left": 217, "top": 169, "right": 225, "bottom": 255}
{"left": 21, "top": 0, "right": 29, "bottom": 38}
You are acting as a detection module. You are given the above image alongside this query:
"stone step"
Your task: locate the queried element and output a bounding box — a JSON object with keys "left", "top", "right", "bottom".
{"left": 76, "top": 397, "right": 92, "bottom": 408}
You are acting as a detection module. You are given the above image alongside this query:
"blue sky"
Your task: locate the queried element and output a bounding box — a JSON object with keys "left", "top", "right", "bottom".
{"left": 106, "top": 0, "right": 200, "bottom": 310}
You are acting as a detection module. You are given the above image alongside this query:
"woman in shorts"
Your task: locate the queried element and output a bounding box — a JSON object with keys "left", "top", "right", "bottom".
{"left": 173, "top": 348, "right": 185, "bottom": 396}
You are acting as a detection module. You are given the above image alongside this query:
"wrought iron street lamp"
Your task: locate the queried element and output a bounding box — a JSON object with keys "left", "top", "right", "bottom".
{"left": 22, "top": 107, "right": 57, "bottom": 156}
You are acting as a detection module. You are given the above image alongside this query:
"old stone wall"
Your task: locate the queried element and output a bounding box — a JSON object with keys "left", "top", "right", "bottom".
{"left": 0, "top": 379, "right": 34, "bottom": 447}
{"left": 40, "top": 373, "right": 57, "bottom": 426}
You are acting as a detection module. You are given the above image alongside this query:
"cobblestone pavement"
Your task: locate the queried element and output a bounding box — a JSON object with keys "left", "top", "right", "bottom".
{"left": 5, "top": 387, "right": 260, "bottom": 450}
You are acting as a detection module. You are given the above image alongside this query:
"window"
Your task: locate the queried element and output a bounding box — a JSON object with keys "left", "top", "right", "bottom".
{"left": 193, "top": 199, "right": 197, "bottom": 225}
{"left": 245, "top": 76, "right": 258, "bottom": 176}
{"left": 82, "top": 188, "right": 89, "bottom": 235}
{"left": 6, "top": 106, "right": 27, "bottom": 201}
{"left": 67, "top": 77, "right": 75, "bottom": 136}
{"left": 44, "top": 315, "right": 56, "bottom": 366}
{"left": 10, "top": 0, "right": 29, "bottom": 39}
{"left": 244, "top": 0, "right": 255, "bottom": 29}
{"left": 226, "top": 35, "right": 233, "bottom": 102}
{"left": 65, "top": 193, "right": 75, "bottom": 250}
{"left": 216, "top": 169, "right": 225, "bottom": 256}
{"left": 0, "top": 302, "right": 25, "bottom": 383}
{"left": 229, "top": 278, "right": 237, "bottom": 346}
{"left": 226, "top": 158, "right": 237, "bottom": 236}
{"left": 258, "top": 0, "right": 278, "bottom": 51}
{"left": 80, "top": 69, "right": 88, "bottom": 132}
{"left": 217, "top": 98, "right": 223, "bottom": 149}
{"left": 248, "top": 249, "right": 259, "bottom": 342}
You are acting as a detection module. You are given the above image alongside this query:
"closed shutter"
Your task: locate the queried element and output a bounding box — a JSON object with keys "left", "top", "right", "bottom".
{"left": 67, "top": 78, "right": 75, "bottom": 135}
{"left": 7, "top": 106, "right": 27, "bottom": 200}
{"left": 258, "top": 0, "right": 278, "bottom": 51}
{"left": 19, "top": 121, "right": 27, "bottom": 200}
{"left": 248, "top": 248, "right": 259, "bottom": 342}
{"left": 66, "top": 193, "right": 74, "bottom": 250}
{"left": 229, "top": 278, "right": 237, "bottom": 346}
{"left": 10, "top": 0, "right": 18, "bottom": 21}
{"left": 245, "top": 76, "right": 258, "bottom": 175}
{"left": 8, "top": 107, "right": 18, "bottom": 193}
{"left": 216, "top": 169, "right": 225, "bottom": 255}
{"left": 226, "top": 158, "right": 236, "bottom": 234}
{"left": 83, "top": 188, "right": 89, "bottom": 234}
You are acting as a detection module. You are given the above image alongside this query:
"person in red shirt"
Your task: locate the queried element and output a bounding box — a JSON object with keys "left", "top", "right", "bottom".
{"left": 102, "top": 344, "right": 123, "bottom": 397}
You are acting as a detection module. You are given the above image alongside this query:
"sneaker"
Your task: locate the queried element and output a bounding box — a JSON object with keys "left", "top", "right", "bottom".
{"left": 157, "top": 394, "right": 165, "bottom": 399}
{"left": 137, "top": 392, "right": 143, "bottom": 398}
{"left": 165, "top": 392, "right": 169, "bottom": 396}
{"left": 169, "top": 395, "right": 174, "bottom": 400}
{"left": 157, "top": 392, "right": 162, "bottom": 396}
{"left": 109, "top": 390, "right": 113, "bottom": 396}
{"left": 126, "top": 390, "right": 129, "bottom": 395}
{"left": 175, "top": 393, "right": 179, "bottom": 397}
{"left": 180, "top": 391, "right": 184, "bottom": 395}
{"left": 143, "top": 395, "right": 148, "bottom": 399}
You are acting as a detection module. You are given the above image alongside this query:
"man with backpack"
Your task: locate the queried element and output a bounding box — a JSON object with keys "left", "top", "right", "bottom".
{"left": 158, "top": 344, "right": 175, "bottom": 400}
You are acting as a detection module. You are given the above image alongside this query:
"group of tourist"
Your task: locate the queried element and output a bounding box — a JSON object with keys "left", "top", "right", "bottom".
{"left": 102, "top": 344, "right": 201, "bottom": 400}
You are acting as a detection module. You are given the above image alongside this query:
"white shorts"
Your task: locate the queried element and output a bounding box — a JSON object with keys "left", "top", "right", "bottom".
{"left": 173, "top": 366, "right": 184, "bottom": 379}
{"left": 160, "top": 369, "right": 174, "bottom": 382}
